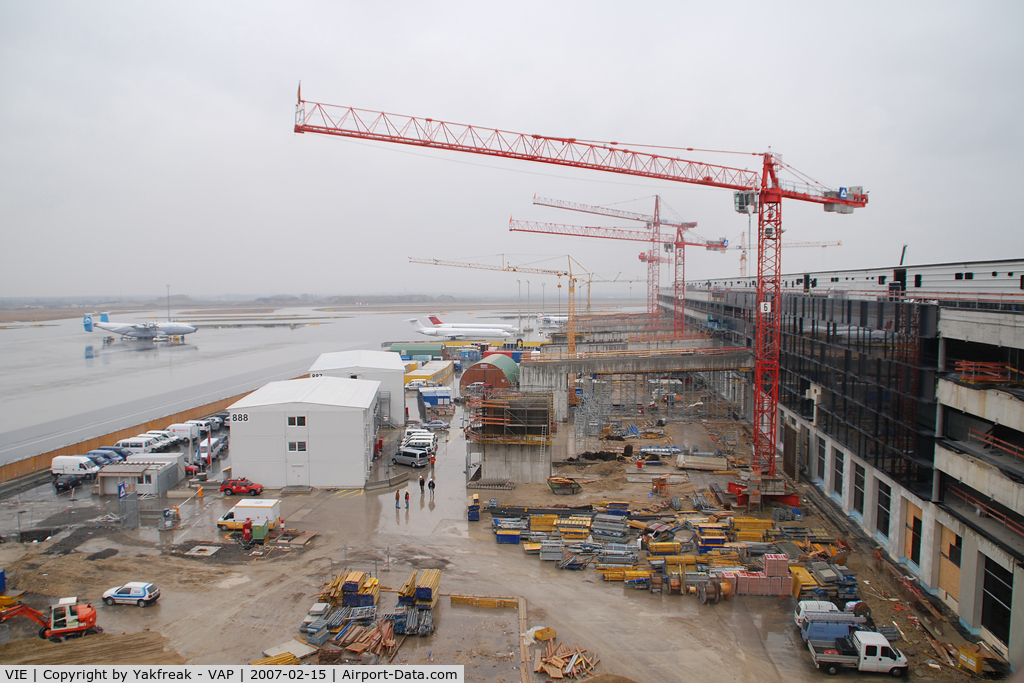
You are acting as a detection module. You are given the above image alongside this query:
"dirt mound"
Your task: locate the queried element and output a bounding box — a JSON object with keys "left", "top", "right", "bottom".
{"left": 0, "top": 631, "right": 184, "bottom": 664}
{"left": 585, "top": 676, "right": 641, "bottom": 683}
{"left": 583, "top": 476, "right": 629, "bottom": 492}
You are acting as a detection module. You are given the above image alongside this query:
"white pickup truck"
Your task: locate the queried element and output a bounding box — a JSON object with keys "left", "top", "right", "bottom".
{"left": 808, "top": 631, "right": 908, "bottom": 677}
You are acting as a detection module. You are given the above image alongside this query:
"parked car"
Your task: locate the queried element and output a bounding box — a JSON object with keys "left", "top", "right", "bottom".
{"left": 220, "top": 478, "right": 264, "bottom": 496}
{"left": 464, "top": 382, "right": 491, "bottom": 394}
{"left": 405, "top": 380, "right": 426, "bottom": 391}
{"left": 89, "top": 448, "right": 125, "bottom": 463}
{"left": 205, "top": 416, "right": 223, "bottom": 430}
{"left": 422, "top": 420, "right": 449, "bottom": 431}
{"left": 53, "top": 474, "right": 87, "bottom": 493}
{"left": 185, "top": 464, "right": 199, "bottom": 476}
{"left": 94, "top": 446, "right": 133, "bottom": 460}
{"left": 102, "top": 582, "right": 160, "bottom": 607}
{"left": 393, "top": 448, "right": 430, "bottom": 468}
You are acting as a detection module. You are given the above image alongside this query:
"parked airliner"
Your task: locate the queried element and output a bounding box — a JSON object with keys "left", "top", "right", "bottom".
{"left": 427, "top": 316, "right": 521, "bottom": 334}
{"left": 84, "top": 313, "right": 197, "bottom": 339}
{"left": 407, "top": 318, "right": 512, "bottom": 340}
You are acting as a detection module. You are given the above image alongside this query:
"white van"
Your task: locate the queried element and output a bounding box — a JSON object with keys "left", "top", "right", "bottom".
{"left": 199, "top": 437, "right": 226, "bottom": 462}
{"left": 167, "top": 423, "right": 200, "bottom": 443}
{"left": 403, "top": 434, "right": 437, "bottom": 453}
{"left": 51, "top": 456, "right": 100, "bottom": 477}
{"left": 137, "top": 433, "right": 171, "bottom": 451}
{"left": 146, "top": 430, "right": 181, "bottom": 446}
{"left": 794, "top": 600, "right": 839, "bottom": 627}
{"left": 114, "top": 436, "right": 158, "bottom": 454}
{"left": 186, "top": 419, "right": 212, "bottom": 434}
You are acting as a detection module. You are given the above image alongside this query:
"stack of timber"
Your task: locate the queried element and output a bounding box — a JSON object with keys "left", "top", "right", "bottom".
{"left": 532, "top": 640, "right": 599, "bottom": 679}
{"left": 414, "top": 569, "right": 441, "bottom": 610}
{"left": 397, "top": 570, "right": 418, "bottom": 606}
{"left": 251, "top": 653, "right": 301, "bottom": 665}
{"left": 325, "top": 618, "right": 398, "bottom": 660}
{"left": 343, "top": 577, "right": 379, "bottom": 607}
{"left": 590, "top": 513, "right": 629, "bottom": 543}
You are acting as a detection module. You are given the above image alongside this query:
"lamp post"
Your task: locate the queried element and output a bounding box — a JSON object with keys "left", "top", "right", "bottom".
{"left": 541, "top": 282, "right": 545, "bottom": 318}
{"left": 517, "top": 279, "right": 521, "bottom": 331}
{"left": 525, "top": 280, "right": 530, "bottom": 332}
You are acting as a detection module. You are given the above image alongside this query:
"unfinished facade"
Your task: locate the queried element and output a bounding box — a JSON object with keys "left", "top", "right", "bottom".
{"left": 675, "top": 258, "right": 1024, "bottom": 663}
{"left": 465, "top": 392, "right": 553, "bottom": 484}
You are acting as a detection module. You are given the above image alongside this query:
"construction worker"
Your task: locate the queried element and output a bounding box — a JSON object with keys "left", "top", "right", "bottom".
{"left": 404, "top": 488, "right": 410, "bottom": 509}
{"left": 419, "top": 475, "right": 425, "bottom": 493}
{"left": 428, "top": 478, "right": 435, "bottom": 497}
{"left": 395, "top": 489, "right": 400, "bottom": 509}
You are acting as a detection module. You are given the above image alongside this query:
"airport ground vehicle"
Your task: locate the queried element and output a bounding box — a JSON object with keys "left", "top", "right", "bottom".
{"left": 167, "top": 423, "right": 200, "bottom": 443}
{"left": 221, "top": 478, "right": 264, "bottom": 496}
{"left": 50, "top": 456, "right": 100, "bottom": 477}
{"left": 423, "top": 420, "right": 449, "bottom": 431}
{"left": 808, "top": 631, "right": 908, "bottom": 676}
{"left": 405, "top": 380, "right": 426, "bottom": 391}
{"left": 53, "top": 474, "right": 87, "bottom": 493}
{"left": 217, "top": 499, "right": 281, "bottom": 530}
{"left": 102, "top": 582, "right": 159, "bottom": 607}
{"left": 393, "top": 448, "right": 430, "bottom": 468}
{"left": 0, "top": 597, "right": 100, "bottom": 642}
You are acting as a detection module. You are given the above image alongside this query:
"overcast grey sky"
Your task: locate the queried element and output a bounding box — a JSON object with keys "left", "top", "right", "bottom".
{"left": 1, "top": 2, "right": 1022, "bottom": 299}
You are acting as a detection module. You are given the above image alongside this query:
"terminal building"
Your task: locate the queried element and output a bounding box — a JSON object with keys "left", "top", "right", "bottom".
{"left": 227, "top": 376, "right": 381, "bottom": 489}
{"left": 670, "top": 258, "right": 1024, "bottom": 664}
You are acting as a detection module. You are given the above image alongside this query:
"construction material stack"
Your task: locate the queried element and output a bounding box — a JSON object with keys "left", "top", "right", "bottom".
{"left": 395, "top": 568, "right": 441, "bottom": 637}
{"left": 590, "top": 514, "right": 628, "bottom": 543}
{"left": 556, "top": 516, "right": 591, "bottom": 541}
{"left": 397, "top": 570, "right": 418, "bottom": 607}
{"left": 468, "top": 494, "right": 480, "bottom": 522}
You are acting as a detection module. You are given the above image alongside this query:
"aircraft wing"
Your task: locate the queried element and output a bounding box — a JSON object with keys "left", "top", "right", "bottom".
{"left": 93, "top": 321, "right": 142, "bottom": 336}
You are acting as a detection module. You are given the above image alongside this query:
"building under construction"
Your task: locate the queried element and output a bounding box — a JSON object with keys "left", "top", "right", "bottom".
{"left": 671, "top": 258, "right": 1024, "bottom": 664}
{"left": 464, "top": 392, "right": 554, "bottom": 484}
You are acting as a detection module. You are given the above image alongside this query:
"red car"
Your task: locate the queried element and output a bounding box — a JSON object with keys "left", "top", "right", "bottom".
{"left": 220, "top": 478, "right": 264, "bottom": 496}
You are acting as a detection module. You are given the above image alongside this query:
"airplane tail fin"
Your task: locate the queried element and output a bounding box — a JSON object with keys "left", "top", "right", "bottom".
{"left": 428, "top": 315, "right": 443, "bottom": 325}
{"left": 405, "top": 318, "right": 425, "bottom": 329}
{"left": 100, "top": 312, "right": 110, "bottom": 323}
{"left": 83, "top": 315, "right": 93, "bottom": 332}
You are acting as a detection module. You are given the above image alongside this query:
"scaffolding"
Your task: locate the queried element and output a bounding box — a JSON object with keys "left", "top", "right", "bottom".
{"left": 465, "top": 392, "right": 553, "bottom": 446}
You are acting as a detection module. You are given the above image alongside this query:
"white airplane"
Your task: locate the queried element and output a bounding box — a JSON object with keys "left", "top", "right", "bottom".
{"left": 539, "top": 315, "right": 568, "bottom": 324}
{"left": 84, "top": 312, "right": 197, "bottom": 339}
{"left": 427, "top": 315, "right": 521, "bottom": 334}
{"left": 407, "top": 318, "right": 512, "bottom": 340}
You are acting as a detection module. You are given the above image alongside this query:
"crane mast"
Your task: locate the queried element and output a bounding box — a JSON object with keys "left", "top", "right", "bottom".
{"left": 298, "top": 95, "right": 868, "bottom": 481}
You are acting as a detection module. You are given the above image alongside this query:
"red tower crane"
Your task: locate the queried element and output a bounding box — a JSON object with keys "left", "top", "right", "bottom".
{"left": 293, "top": 95, "right": 868, "bottom": 481}
{"left": 531, "top": 195, "right": 696, "bottom": 332}
{"left": 508, "top": 219, "right": 726, "bottom": 336}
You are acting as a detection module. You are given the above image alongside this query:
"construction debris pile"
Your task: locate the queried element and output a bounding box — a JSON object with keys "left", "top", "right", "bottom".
{"left": 293, "top": 567, "right": 443, "bottom": 664}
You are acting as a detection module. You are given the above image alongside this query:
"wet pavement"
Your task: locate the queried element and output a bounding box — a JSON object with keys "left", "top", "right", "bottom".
{"left": 0, "top": 306, "right": 538, "bottom": 466}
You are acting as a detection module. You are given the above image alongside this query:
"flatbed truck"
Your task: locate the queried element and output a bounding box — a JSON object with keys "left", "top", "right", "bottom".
{"left": 808, "top": 631, "right": 908, "bottom": 677}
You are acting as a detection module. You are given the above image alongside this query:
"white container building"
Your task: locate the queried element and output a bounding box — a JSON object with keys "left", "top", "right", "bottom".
{"left": 308, "top": 350, "right": 406, "bottom": 426}
{"left": 227, "top": 376, "right": 380, "bottom": 489}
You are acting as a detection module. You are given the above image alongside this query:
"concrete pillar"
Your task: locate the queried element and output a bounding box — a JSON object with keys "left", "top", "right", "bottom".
{"left": 1010, "top": 563, "right": 1024, "bottom": 668}
{"left": 861, "top": 461, "right": 878, "bottom": 534}
{"left": 957, "top": 533, "right": 984, "bottom": 633}
{"left": 894, "top": 494, "right": 909, "bottom": 563}
{"left": 938, "top": 336, "right": 947, "bottom": 373}
{"left": 919, "top": 512, "right": 940, "bottom": 591}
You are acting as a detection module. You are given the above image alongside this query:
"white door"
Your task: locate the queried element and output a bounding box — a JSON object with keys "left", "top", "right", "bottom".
{"left": 286, "top": 452, "right": 309, "bottom": 487}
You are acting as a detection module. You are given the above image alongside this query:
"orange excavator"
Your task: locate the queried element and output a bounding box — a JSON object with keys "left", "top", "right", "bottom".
{"left": 0, "top": 597, "right": 101, "bottom": 642}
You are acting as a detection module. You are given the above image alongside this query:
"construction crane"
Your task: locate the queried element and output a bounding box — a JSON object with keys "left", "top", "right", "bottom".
{"left": 295, "top": 93, "right": 868, "bottom": 482}
{"left": 409, "top": 256, "right": 584, "bottom": 354}
{"left": 733, "top": 232, "right": 842, "bottom": 278}
{"left": 533, "top": 195, "right": 696, "bottom": 332}
{"left": 510, "top": 219, "right": 727, "bottom": 335}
